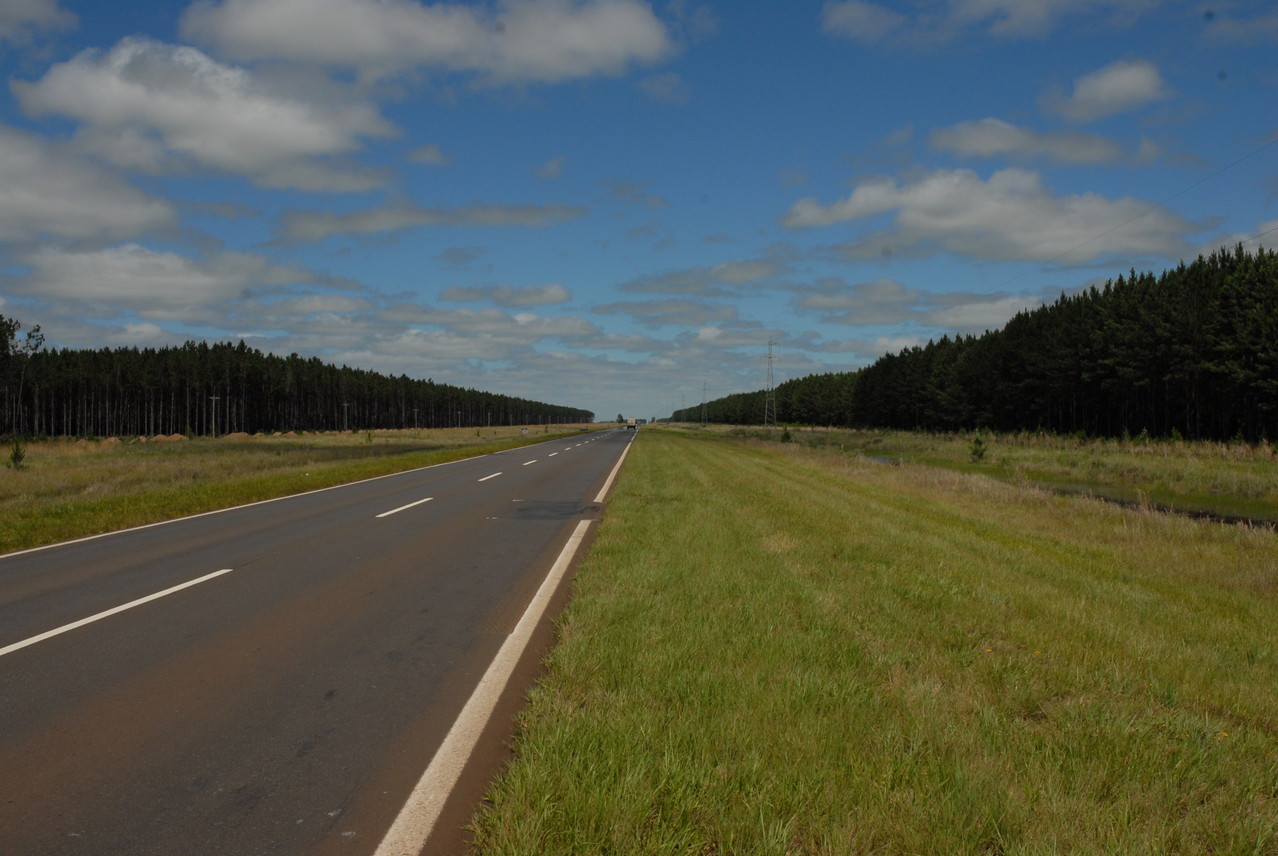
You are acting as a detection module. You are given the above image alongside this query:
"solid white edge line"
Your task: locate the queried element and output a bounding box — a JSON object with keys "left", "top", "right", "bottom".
{"left": 592, "top": 433, "right": 635, "bottom": 504}
{"left": 477, "top": 472, "right": 502, "bottom": 482}
{"left": 372, "top": 518, "right": 593, "bottom": 856}
{"left": 376, "top": 497, "right": 434, "bottom": 519}
{"left": 0, "top": 568, "right": 235, "bottom": 659}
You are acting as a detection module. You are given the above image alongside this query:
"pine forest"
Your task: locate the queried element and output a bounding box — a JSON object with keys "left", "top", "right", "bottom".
{"left": 673, "top": 245, "right": 1278, "bottom": 443}
{"left": 0, "top": 334, "right": 593, "bottom": 438}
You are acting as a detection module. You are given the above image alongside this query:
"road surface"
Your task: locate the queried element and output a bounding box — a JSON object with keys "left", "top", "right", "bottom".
{"left": 0, "top": 428, "right": 633, "bottom": 855}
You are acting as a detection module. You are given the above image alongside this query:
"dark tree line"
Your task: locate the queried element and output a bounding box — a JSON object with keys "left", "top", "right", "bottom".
{"left": 0, "top": 336, "right": 593, "bottom": 438}
{"left": 674, "top": 245, "right": 1278, "bottom": 442}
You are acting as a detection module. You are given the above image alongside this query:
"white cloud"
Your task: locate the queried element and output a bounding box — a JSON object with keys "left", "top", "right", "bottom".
{"left": 948, "top": 0, "right": 1108, "bottom": 38}
{"left": 435, "top": 246, "right": 486, "bottom": 267}
{"left": 922, "top": 293, "right": 1042, "bottom": 331}
{"left": 793, "top": 277, "right": 924, "bottom": 325}
{"left": 821, "top": 1, "right": 907, "bottom": 44}
{"left": 791, "top": 276, "right": 1041, "bottom": 334}
{"left": 823, "top": 0, "right": 1157, "bottom": 44}
{"left": 695, "top": 326, "right": 723, "bottom": 342}
{"left": 15, "top": 37, "right": 395, "bottom": 190}
{"left": 618, "top": 257, "right": 786, "bottom": 295}
{"left": 70, "top": 125, "right": 171, "bottom": 173}
{"left": 181, "top": 0, "right": 676, "bottom": 84}
{"left": 1204, "top": 9, "right": 1278, "bottom": 45}
{"left": 0, "top": 0, "right": 75, "bottom": 43}
{"left": 638, "top": 71, "right": 690, "bottom": 103}
{"left": 0, "top": 125, "right": 174, "bottom": 242}
{"left": 605, "top": 179, "right": 669, "bottom": 209}
{"left": 867, "top": 334, "right": 925, "bottom": 354}
{"left": 930, "top": 118, "right": 1127, "bottom": 164}
{"left": 594, "top": 298, "right": 738, "bottom": 327}
{"left": 676, "top": 324, "right": 785, "bottom": 351}
{"left": 784, "top": 177, "right": 902, "bottom": 227}
{"left": 1044, "top": 58, "right": 1172, "bottom": 122}
{"left": 710, "top": 259, "right": 781, "bottom": 284}
{"left": 198, "top": 297, "right": 615, "bottom": 383}
{"left": 439, "top": 283, "right": 571, "bottom": 307}
{"left": 13, "top": 244, "right": 317, "bottom": 311}
{"left": 255, "top": 295, "right": 374, "bottom": 315}
{"left": 278, "top": 201, "right": 586, "bottom": 242}
{"left": 324, "top": 337, "right": 673, "bottom": 417}
{"left": 1196, "top": 219, "right": 1278, "bottom": 258}
{"left": 111, "top": 322, "right": 169, "bottom": 345}
{"left": 535, "top": 156, "right": 566, "bottom": 179}
{"left": 382, "top": 303, "right": 598, "bottom": 348}
{"left": 1250, "top": 220, "right": 1278, "bottom": 247}
{"left": 784, "top": 167, "right": 1191, "bottom": 262}
{"left": 409, "top": 143, "right": 449, "bottom": 165}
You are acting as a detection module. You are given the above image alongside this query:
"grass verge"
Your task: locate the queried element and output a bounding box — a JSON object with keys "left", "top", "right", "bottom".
{"left": 725, "top": 425, "right": 1278, "bottom": 526}
{"left": 471, "top": 427, "right": 1278, "bottom": 855}
{"left": 0, "top": 426, "right": 592, "bottom": 553}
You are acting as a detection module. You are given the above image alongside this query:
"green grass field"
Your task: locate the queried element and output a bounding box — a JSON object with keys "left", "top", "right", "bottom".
{"left": 759, "top": 426, "right": 1278, "bottom": 526}
{"left": 471, "top": 427, "right": 1278, "bottom": 855}
{"left": 0, "top": 425, "right": 591, "bottom": 553}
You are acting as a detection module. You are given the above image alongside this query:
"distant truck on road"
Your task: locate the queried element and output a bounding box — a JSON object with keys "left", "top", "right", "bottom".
{"left": 626, "top": 418, "right": 637, "bottom": 430}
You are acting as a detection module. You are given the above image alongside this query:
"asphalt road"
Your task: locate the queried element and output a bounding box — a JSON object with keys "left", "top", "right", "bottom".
{"left": 0, "top": 428, "right": 634, "bottom": 855}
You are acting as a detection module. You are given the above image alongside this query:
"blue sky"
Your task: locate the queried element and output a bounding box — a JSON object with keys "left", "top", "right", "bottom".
{"left": 1, "top": 1, "right": 1275, "bottom": 422}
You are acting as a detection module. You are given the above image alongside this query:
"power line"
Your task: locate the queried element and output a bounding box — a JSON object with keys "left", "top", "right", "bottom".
{"left": 1240, "top": 221, "right": 1278, "bottom": 248}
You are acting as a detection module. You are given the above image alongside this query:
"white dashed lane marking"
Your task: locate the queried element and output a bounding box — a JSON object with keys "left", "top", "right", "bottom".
{"left": 376, "top": 497, "right": 434, "bottom": 518}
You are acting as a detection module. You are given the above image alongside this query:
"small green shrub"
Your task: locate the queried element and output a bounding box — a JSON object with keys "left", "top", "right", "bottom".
{"left": 8, "top": 439, "right": 26, "bottom": 470}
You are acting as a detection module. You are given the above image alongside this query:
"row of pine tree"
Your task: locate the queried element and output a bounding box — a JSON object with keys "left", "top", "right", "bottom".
{"left": 674, "top": 244, "right": 1278, "bottom": 443}
{"left": 0, "top": 335, "right": 593, "bottom": 438}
